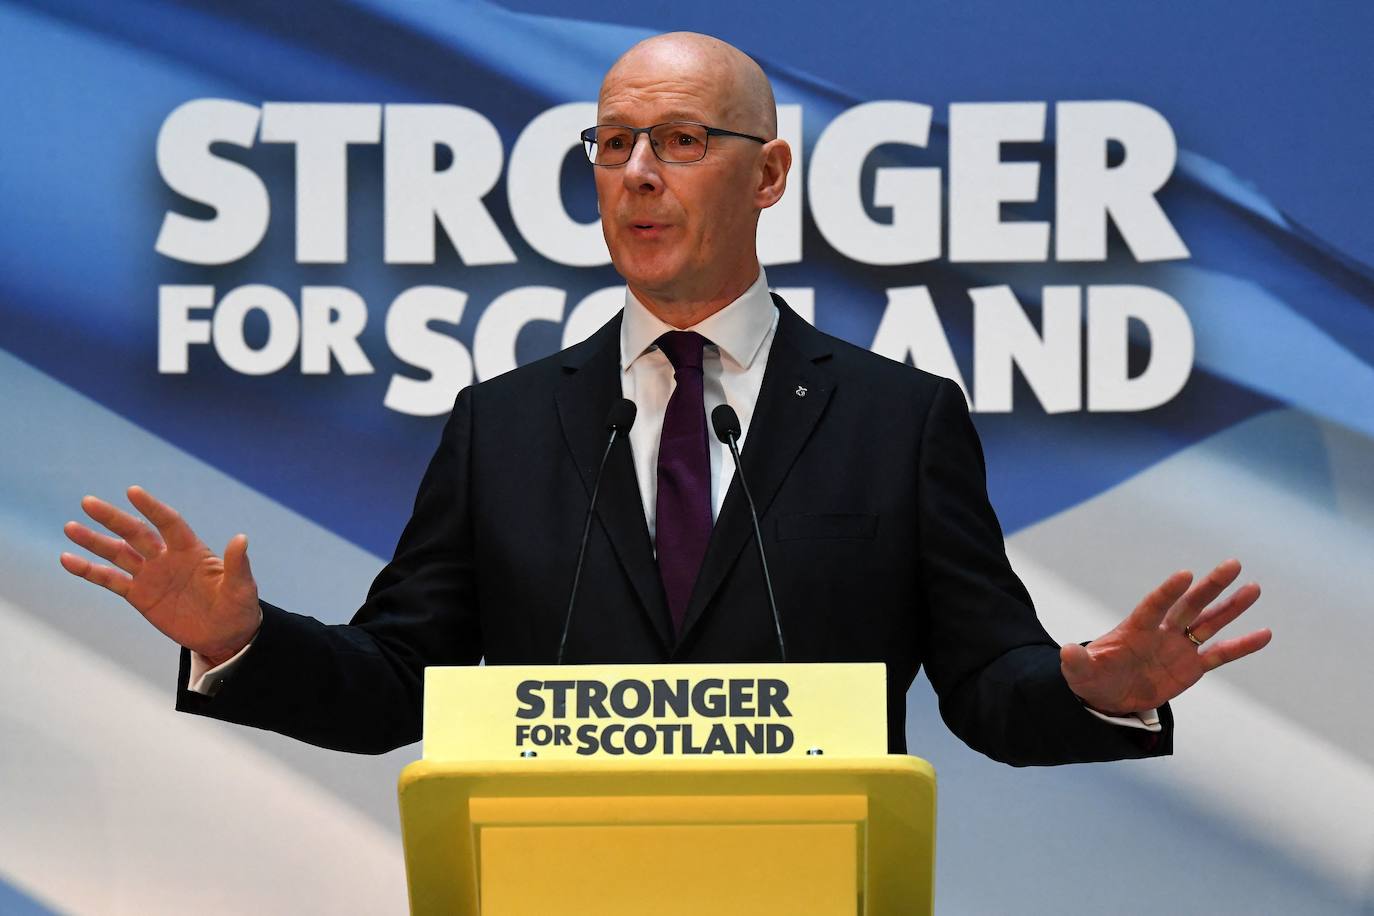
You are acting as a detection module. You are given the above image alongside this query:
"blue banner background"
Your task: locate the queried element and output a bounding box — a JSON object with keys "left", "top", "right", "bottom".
{"left": 2, "top": 2, "right": 1371, "bottom": 913}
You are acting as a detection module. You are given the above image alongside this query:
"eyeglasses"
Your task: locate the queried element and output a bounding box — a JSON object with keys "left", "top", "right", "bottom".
{"left": 580, "top": 121, "right": 767, "bottom": 166}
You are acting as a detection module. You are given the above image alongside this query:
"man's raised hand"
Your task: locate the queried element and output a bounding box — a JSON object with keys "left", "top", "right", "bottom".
{"left": 60, "top": 486, "right": 262, "bottom": 667}
{"left": 1060, "top": 559, "right": 1272, "bottom": 717}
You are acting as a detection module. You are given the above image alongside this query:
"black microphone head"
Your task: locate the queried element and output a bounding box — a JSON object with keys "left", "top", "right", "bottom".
{"left": 711, "top": 404, "right": 741, "bottom": 443}
{"left": 607, "top": 398, "right": 637, "bottom": 433}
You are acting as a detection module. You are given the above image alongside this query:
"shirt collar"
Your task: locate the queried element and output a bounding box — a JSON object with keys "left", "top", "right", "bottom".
{"left": 620, "top": 268, "right": 776, "bottom": 373}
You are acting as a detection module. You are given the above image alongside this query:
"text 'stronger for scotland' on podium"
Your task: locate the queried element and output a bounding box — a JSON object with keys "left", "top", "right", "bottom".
{"left": 398, "top": 663, "right": 937, "bottom": 915}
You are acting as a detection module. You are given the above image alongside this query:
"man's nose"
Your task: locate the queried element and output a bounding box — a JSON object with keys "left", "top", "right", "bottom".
{"left": 622, "top": 132, "right": 661, "bottom": 192}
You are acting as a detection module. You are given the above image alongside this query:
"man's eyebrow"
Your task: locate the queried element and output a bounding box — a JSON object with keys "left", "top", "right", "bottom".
{"left": 658, "top": 110, "right": 709, "bottom": 123}
{"left": 597, "top": 110, "right": 710, "bottom": 125}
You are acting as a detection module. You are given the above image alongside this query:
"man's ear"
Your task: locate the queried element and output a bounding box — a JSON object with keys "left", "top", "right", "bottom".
{"left": 755, "top": 139, "right": 792, "bottom": 210}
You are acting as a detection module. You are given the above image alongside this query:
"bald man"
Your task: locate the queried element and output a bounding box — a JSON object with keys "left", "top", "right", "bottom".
{"left": 63, "top": 33, "right": 1268, "bottom": 760}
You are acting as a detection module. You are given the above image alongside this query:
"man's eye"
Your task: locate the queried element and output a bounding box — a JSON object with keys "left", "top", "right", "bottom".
{"left": 605, "top": 136, "right": 627, "bottom": 149}
{"left": 672, "top": 133, "right": 696, "bottom": 146}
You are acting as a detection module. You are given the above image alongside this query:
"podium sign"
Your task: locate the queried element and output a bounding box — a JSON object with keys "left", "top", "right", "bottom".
{"left": 400, "top": 663, "right": 935, "bottom": 915}
{"left": 423, "top": 662, "right": 888, "bottom": 762}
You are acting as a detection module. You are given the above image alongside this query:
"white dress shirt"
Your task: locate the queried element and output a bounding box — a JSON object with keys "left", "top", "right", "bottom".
{"left": 620, "top": 268, "right": 778, "bottom": 542}
{"left": 189, "top": 266, "right": 1159, "bottom": 733}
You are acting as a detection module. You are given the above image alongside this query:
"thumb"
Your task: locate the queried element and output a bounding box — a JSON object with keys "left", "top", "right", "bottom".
{"left": 1059, "top": 642, "right": 1094, "bottom": 686}
{"left": 223, "top": 533, "right": 256, "bottom": 589}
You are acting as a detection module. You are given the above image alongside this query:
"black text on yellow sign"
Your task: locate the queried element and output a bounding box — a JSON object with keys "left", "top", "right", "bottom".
{"left": 514, "top": 677, "right": 796, "bottom": 756}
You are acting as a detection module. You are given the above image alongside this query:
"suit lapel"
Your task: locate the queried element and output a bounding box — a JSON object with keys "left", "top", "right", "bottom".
{"left": 676, "top": 297, "right": 835, "bottom": 650}
{"left": 555, "top": 315, "right": 675, "bottom": 650}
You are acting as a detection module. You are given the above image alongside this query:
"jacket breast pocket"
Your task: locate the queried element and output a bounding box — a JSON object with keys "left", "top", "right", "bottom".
{"left": 775, "top": 513, "right": 879, "bottom": 541}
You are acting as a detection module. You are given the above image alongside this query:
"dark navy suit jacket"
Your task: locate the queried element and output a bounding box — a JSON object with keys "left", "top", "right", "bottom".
{"left": 178, "top": 296, "right": 1172, "bottom": 764}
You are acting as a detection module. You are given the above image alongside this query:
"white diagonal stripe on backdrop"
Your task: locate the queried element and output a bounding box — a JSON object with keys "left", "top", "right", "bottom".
{"left": 0, "top": 594, "right": 407, "bottom": 916}
{"left": 1008, "top": 407, "right": 1374, "bottom": 898}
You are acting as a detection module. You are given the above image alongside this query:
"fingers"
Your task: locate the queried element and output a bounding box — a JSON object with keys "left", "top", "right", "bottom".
{"left": 1163, "top": 558, "right": 1242, "bottom": 631}
{"left": 63, "top": 520, "right": 144, "bottom": 575}
{"left": 222, "top": 534, "right": 257, "bottom": 595}
{"left": 1200, "top": 627, "right": 1273, "bottom": 672}
{"left": 59, "top": 551, "right": 132, "bottom": 599}
{"left": 1059, "top": 642, "right": 1093, "bottom": 685}
{"left": 1127, "top": 570, "right": 1193, "bottom": 631}
{"left": 81, "top": 494, "right": 164, "bottom": 558}
{"left": 1187, "top": 582, "right": 1261, "bottom": 643}
{"left": 127, "top": 486, "right": 200, "bottom": 552}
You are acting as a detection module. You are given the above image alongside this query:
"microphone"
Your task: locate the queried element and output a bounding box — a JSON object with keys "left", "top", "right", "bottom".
{"left": 557, "top": 398, "right": 637, "bottom": 664}
{"left": 711, "top": 404, "right": 786, "bottom": 663}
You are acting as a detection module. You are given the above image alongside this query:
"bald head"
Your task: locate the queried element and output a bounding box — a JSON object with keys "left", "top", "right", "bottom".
{"left": 592, "top": 31, "right": 792, "bottom": 326}
{"left": 600, "top": 32, "right": 777, "bottom": 138}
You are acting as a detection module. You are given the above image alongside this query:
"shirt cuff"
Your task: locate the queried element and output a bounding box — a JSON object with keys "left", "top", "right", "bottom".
{"left": 1083, "top": 704, "right": 1162, "bottom": 733}
{"left": 188, "top": 639, "right": 255, "bottom": 696}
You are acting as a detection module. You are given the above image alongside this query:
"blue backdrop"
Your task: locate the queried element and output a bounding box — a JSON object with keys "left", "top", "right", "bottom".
{"left": 2, "top": 2, "right": 1371, "bottom": 913}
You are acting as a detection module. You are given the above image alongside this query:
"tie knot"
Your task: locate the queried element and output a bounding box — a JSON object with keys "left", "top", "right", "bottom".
{"left": 656, "top": 331, "right": 706, "bottom": 373}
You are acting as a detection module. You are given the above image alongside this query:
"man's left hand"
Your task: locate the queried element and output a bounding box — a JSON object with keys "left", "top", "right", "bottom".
{"left": 1060, "top": 559, "right": 1272, "bottom": 717}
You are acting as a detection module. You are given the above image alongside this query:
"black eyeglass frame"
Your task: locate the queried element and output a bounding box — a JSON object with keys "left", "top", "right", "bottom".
{"left": 580, "top": 121, "right": 768, "bottom": 166}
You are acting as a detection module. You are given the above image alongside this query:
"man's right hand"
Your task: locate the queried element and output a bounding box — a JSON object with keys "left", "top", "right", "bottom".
{"left": 60, "top": 486, "right": 262, "bottom": 667}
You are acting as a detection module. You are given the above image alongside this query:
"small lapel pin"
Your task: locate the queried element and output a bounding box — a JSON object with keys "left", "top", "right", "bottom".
{"left": 795, "top": 385, "right": 808, "bottom": 398}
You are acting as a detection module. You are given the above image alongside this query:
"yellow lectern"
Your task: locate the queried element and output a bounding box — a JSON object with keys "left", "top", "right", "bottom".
{"left": 398, "top": 664, "right": 935, "bottom": 915}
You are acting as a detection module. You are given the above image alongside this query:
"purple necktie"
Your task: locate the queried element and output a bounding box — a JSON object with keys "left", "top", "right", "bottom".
{"left": 655, "top": 331, "right": 712, "bottom": 634}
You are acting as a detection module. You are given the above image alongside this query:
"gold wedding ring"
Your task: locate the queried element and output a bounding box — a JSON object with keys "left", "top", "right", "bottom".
{"left": 1184, "top": 625, "right": 1204, "bottom": 647}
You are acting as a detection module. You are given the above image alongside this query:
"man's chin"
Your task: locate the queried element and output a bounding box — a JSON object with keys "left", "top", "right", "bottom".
{"left": 617, "top": 263, "right": 688, "bottom": 300}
